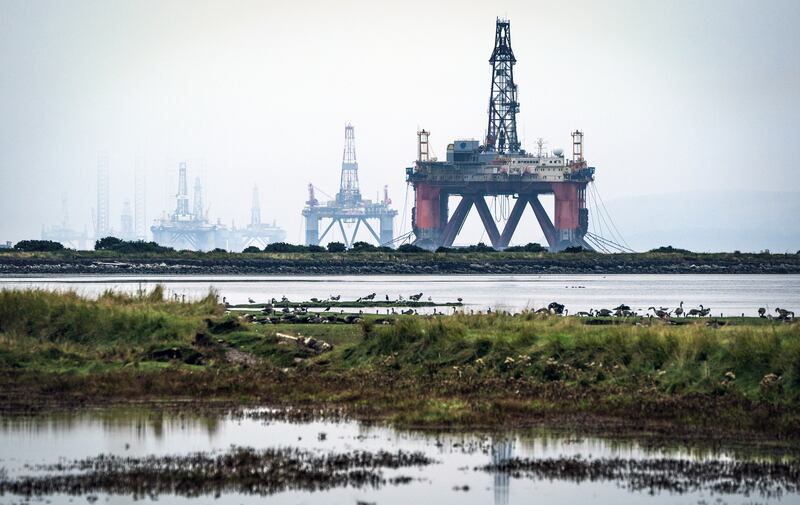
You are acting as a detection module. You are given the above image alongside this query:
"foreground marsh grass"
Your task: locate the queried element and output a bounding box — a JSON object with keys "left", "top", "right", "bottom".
{"left": 0, "top": 288, "right": 798, "bottom": 439}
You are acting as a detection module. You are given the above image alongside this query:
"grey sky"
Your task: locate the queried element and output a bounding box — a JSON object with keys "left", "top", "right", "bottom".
{"left": 1, "top": 0, "right": 798, "bottom": 250}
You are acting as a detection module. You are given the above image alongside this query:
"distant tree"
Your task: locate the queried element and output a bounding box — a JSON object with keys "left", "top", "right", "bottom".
{"left": 467, "top": 242, "right": 495, "bottom": 253}
{"left": 649, "top": 245, "right": 692, "bottom": 254}
{"left": 505, "top": 242, "right": 547, "bottom": 253}
{"left": 95, "top": 237, "right": 173, "bottom": 253}
{"left": 561, "top": 246, "right": 587, "bottom": 253}
{"left": 397, "top": 243, "right": 427, "bottom": 253}
{"left": 94, "top": 236, "right": 123, "bottom": 250}
{"left": 14, "top": 239, "right": 64, "bottom": 252}
{"left": 264, "top": 242, "right": 304, "bottom": 253}
{"left": 307, "top": 245, "right": 326, "bottom": 253}
{"left": 242, "top": 246, "right": 261, "bottom": 253}
{"left": 350, "top": 241, "right": 376, "bottom": 252}
{"left": 327, "top": 241, "right": 346, "bottom": 253}
{"left": 209, "top": 248, "right": 228, "bottom": 254}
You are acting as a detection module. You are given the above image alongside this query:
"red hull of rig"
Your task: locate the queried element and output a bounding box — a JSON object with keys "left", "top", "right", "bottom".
{"left": 408, "top": 152, "right": 592, "bottom": 251}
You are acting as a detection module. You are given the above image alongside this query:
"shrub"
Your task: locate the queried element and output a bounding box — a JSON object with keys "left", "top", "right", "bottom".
{"left": 14, "top": 240, "right": 64, "bottom": 252}
{"left": 242, "top": 246, "right": 261, "bottom": 253}
{"left": 649, "top": 245, "right": 692, "bottom": 254}
{"left": 504, "top": 242, "right": 547, "bottom": 253}
{"left": 397, "top": 244, "right": 427, "bottom": 253}
{"left": 327, "top": 242, "right": 346, "bottom": 253}
{"left": 264, "top": 242, "right": 309, "bottom": 253}
{"left": 350, "top": 241, "right": 376, "bottom": 252}
{"left": 94, "top": 238, "right": 173, "bottom": 253}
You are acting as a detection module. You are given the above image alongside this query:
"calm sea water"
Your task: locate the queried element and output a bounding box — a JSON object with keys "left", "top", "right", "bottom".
{"left": 1, "top": 274, "right": 798, "bottom": 316}
{"left": 0, "top": 409, "right": 795, "bottom": 505}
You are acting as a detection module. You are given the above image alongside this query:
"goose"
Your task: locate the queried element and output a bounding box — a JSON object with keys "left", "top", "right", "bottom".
{"left": 686, "top": 305, "right": 704, "bottom": 317}
{"left": 248, "top": 297, "right": 256, "bottom": 304}
{"left": 648, "top": 307, "right": 671, "bottom": 319}
{"left": 613, "top": 304, "right": 631, "bottom": 311}
{"left": 674, "top": 301, "right": 684, "bottom": 318}
{"left": 330, "top": 295, "right": 341, "bottom": 301}
{"left": 595, "top": 308, "right": 613, "bottom": 317}
{"left": 776, "top": 308, "right": 795, "bottom": 319}
{"left": 758, "top": 307, "right": 766, "bottom": 318}
{"left": 699, "top": 306, "right": 711, "bottom": 317}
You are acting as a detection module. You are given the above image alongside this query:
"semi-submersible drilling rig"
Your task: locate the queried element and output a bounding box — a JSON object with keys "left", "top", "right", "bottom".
{"left": 407, "top": 19, "right": 595, "bottom": 251}
{"left": 303, "top": 124, "right": 397, "bottom": 247}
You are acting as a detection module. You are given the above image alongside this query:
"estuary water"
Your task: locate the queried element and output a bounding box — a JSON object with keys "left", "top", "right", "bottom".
{"left": 0, "top": 408, "right": 797, "bottom": 505}
{"left": 1, "top": 273, "right": 798, "bottom": 316}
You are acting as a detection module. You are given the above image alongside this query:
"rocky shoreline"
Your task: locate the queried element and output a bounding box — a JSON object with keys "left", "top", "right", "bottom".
{"left": 1, "top": 255, "right": 799, "bottom": 275}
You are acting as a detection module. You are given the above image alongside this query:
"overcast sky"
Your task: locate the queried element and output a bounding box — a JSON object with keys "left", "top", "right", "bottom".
{"left": 1, "top": 0, "right": 798, "bottom": 250}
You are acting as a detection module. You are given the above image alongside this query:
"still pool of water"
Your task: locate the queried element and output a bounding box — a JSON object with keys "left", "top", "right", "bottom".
{"left": 1, "top": 408, "right": 796, "bottom": 505}
{"left": 1, "top": 274, "right": 799, "bottom": 316}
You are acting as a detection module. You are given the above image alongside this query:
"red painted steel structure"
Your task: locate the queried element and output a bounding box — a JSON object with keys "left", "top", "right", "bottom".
{"left": 407, "top": 18, "right": 594, "bottom": 251}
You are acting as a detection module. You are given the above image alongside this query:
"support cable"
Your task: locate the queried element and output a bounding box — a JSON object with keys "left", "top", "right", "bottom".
{"left": 592, "top": 181, "right": 633, "bottom": 251}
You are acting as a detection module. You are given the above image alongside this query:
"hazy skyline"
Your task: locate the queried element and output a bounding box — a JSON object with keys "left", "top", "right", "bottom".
{"left": 1, "top": 0, "right": 799, "bottom": 251}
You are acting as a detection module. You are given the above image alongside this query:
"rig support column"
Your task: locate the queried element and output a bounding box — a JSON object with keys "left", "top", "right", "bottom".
{"left": 379, "top": 214, "right": 394, "bottom": 245}
{"left": 412, "top": 184, "right": 445, "bottom": 248}
{"left": 552, "top": 182, "right": 582, "bottom": 250}
{"left": 305, "top": 210, "right": 320, "bottom": 246}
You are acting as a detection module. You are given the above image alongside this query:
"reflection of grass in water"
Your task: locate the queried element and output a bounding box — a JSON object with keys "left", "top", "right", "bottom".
{"left": 0, "top": 446, "right": 433, "bottom": 498}
{"left": 478, "top": 456, "right": 800, "bottom": 497}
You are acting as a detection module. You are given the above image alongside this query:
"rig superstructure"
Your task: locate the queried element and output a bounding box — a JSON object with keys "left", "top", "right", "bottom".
{"left": 407, "top": 19, "right": 595, "bottom": 251}
{"left": 303, "top": 124, "right": 397, "bottom": 247}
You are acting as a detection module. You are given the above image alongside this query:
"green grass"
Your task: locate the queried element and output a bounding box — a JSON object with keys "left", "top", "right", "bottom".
{"left": 1, "top": 288, "right": 799, "bottom": 437}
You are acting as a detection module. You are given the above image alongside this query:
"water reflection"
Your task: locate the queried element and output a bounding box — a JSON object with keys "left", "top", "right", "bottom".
{"left": 0, "top": 409, "right": 798, "bottom": 504}
{"left": 491, "top": 438, "right": 514, "bottom": 505}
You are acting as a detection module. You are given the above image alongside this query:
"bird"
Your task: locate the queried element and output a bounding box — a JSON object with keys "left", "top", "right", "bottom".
{"left": 457, "top": 297, "right": 463, "bottom": 303}
{"left": 686, "top": 304, "right": 704, "bottom": 317}
{"left": 385, "top": 294, "right": 389, "bottom": 301}
{"left": 674, "top": 301, "right": 684, "bottom": 318}
{"left": 758, "top": 307, "right": 766, "bottom": 317}
{"left": 248, "top": 297, "right": 256, "bottom": 304}
{"left": 613, "top": 304, "right": 631, "bottom": 311}
{"left": 648, "top": 307, "right": 671, "bottom": 319}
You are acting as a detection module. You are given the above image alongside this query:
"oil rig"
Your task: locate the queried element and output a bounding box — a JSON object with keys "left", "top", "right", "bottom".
{"left": 407, "top": 19, "right": 595, "bottom": 251}
{"left": 303, "top": 124, "right": 397, "bottom": 247}
{"left": 233, "top": 185, "right": 286, "bottom": 249}
{"left": 151, "top": 162, "right": 226, "bottom": 251}
{"left": 151, "top": 162, "right": 286, "bottom": 251}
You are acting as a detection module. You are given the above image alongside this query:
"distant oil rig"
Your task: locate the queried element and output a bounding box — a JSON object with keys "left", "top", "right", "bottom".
{"left": 151, "top": 162, "right": 285, "bottom": 251}
{"left": 302, "top": 124, "right": 397, "bottom": 247}
{"left": 407, "top": 18, "right": 596, "bottom": 251}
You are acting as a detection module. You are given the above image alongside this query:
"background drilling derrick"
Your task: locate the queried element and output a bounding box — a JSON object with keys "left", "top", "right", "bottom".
{"left": 303, "top": 123, "right": 397, "bottom": 248}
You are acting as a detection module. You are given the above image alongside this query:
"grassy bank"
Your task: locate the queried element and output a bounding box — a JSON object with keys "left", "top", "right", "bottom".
{"left": 1, "top": 288, "right": 799, "bottom": 441}
{"left": 1, "top": 248, "right": 800, "bottom": 275}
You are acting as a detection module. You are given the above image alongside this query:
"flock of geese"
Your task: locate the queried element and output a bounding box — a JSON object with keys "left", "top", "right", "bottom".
{"left": 225, "top": 294, "right": 795, "bottom": 321}
{"left": 530, "top": 301, "right": 795, "bottom": 320}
